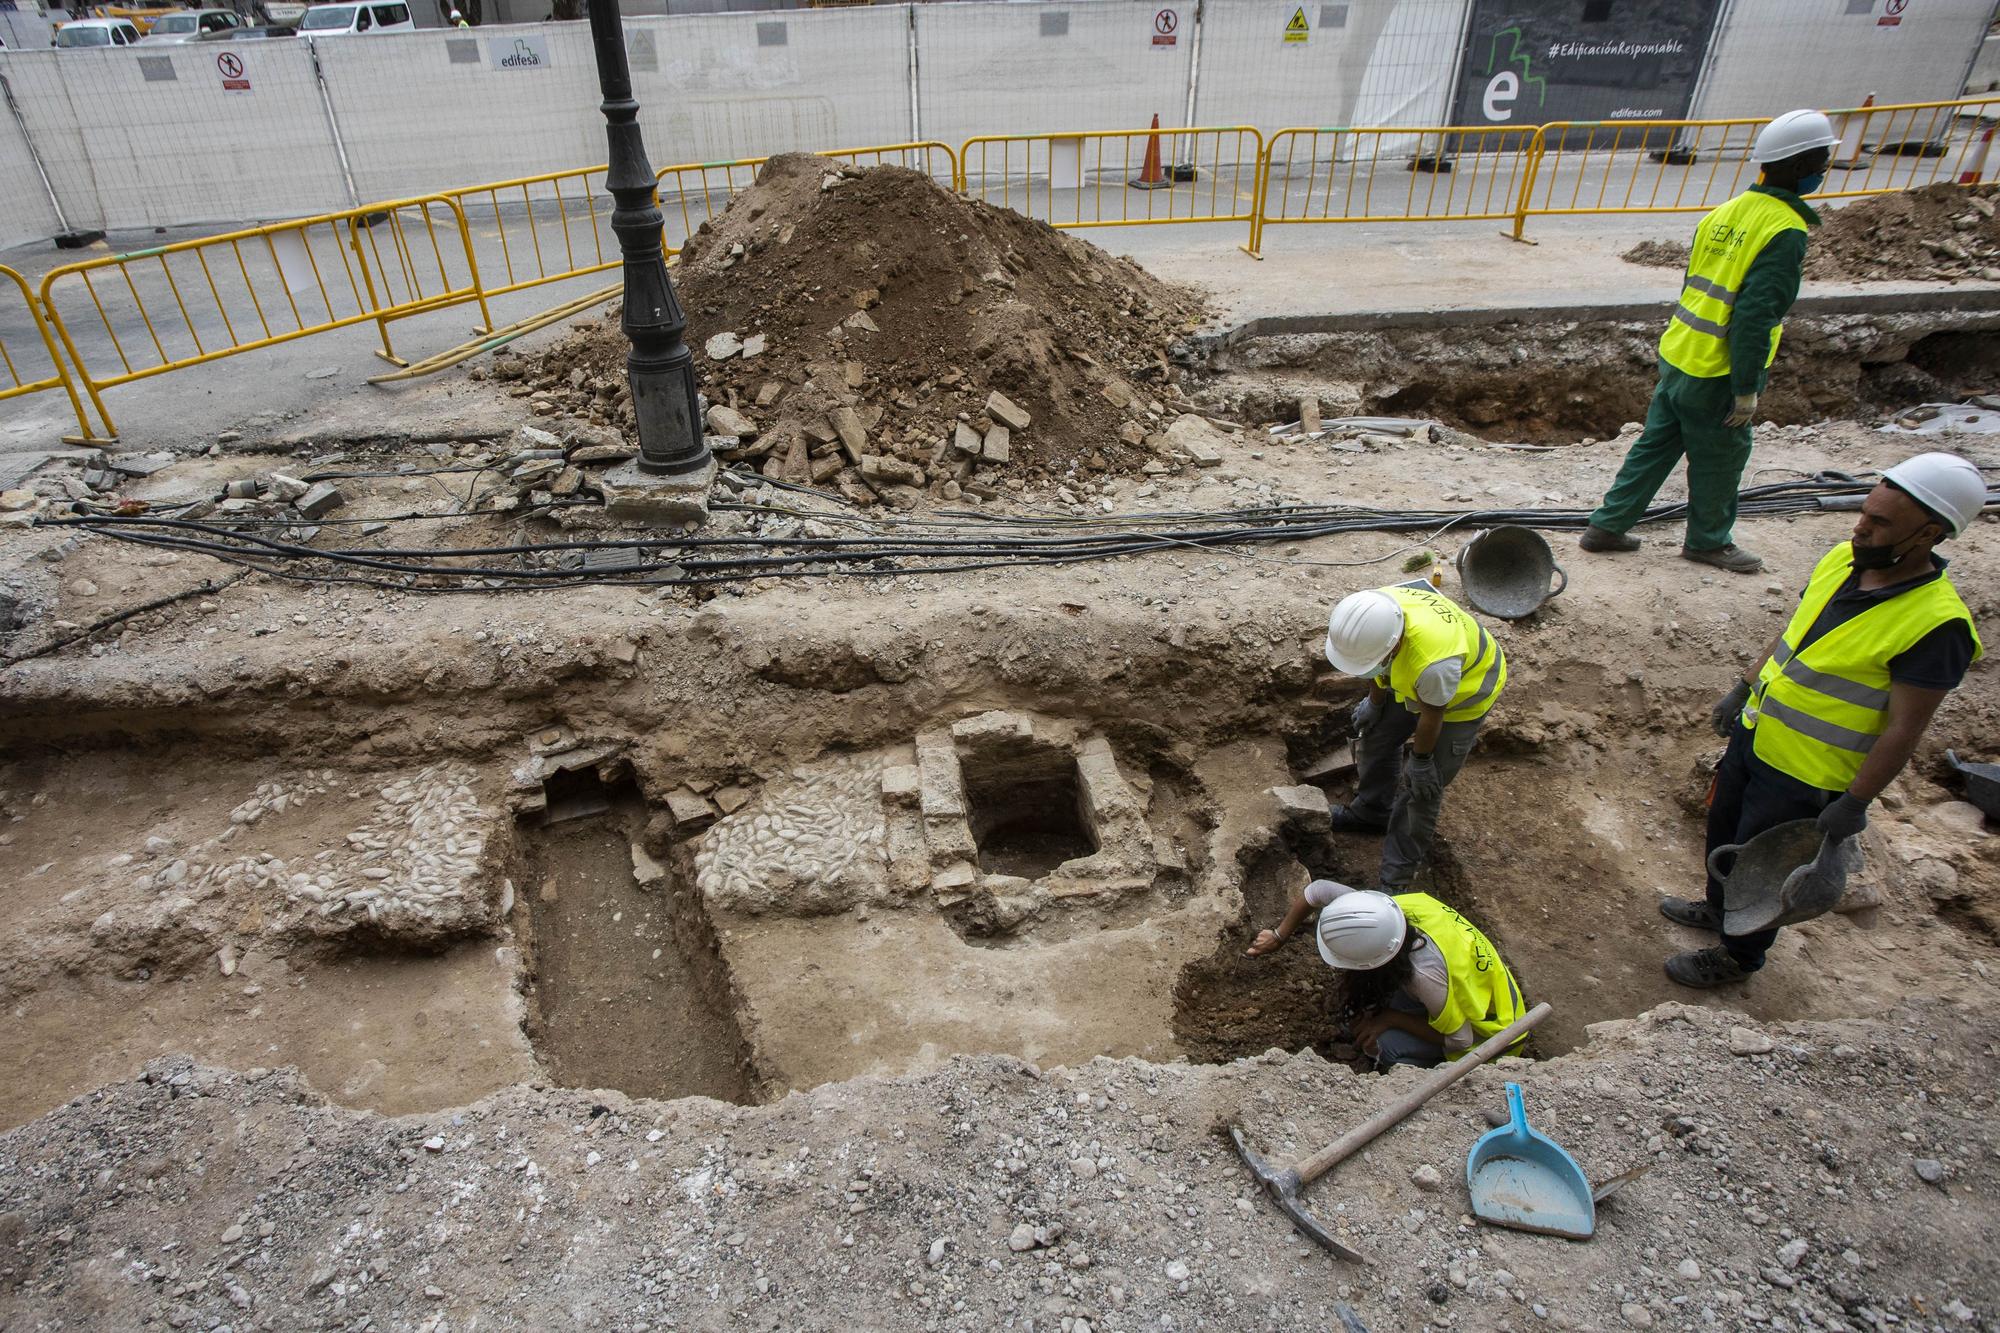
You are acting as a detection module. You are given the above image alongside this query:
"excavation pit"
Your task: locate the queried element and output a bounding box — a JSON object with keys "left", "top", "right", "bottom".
{"left": 963, "top": 746, "right": 1098, "bottom": 879}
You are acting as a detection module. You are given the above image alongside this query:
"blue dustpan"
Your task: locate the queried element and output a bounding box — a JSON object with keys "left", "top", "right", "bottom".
{"left": 1466, "top": 1083, "right": 1596, "bottom": 1240}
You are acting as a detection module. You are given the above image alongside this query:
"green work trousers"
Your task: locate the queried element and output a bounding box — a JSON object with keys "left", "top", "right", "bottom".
{"left": 1587, "top": 361, "right": 1754, "bottom": 552}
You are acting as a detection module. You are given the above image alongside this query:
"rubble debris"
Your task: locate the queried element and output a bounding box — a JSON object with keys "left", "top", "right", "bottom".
{"left": 530, "top": 154, "right": 1204, "bottom": 490}
{"left": 293, "top": 482, "right": 345, "bottom": 519}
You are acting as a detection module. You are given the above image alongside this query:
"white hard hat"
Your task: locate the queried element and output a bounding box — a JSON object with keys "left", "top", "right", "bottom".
{"left": 1883, "top": 451, "right": 1986, "bottom": 537}
{"left": 1315, "top": 889, "right": 1408, "bottom": 971}
{"left": 1753, "top": 110, "right": 1839, "bottom": 164}
{"left": 1323, "top": 590, "right": 1404, "bottom": 676}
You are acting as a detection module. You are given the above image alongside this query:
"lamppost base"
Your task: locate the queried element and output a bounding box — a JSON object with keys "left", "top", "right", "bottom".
{"left": 599, "top": 455, "right": 718, "bottom": 527}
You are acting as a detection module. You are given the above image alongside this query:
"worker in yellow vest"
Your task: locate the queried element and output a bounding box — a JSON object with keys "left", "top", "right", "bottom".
{"left": 1247, "top": 882, "right": 1526, "bottom": 1069}
{"left": 1319, "top": 584, "right": 1506, "bottom": 890}
{"left": 1578, "top": 110, "right": 1838, "bottom": 576}
{"left": 1663, "top": 452, "right": 1986, "bottom": 986}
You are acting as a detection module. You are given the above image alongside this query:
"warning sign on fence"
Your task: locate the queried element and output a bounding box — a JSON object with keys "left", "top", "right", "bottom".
{"left": 1878, "top": 0, "right": 1908, "bottom": 27}
{"left": 1283, "top": 6, "right": 1309, "bottom": 43}
{"left": 1152, "top": 8, "right": 1177, "bottom": 47}
{"left": 216, "top": 51, "right": 249, "bottom": 92}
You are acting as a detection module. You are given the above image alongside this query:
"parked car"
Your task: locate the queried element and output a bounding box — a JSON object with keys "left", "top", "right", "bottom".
{"left": 53, "top": 17, "right": 143, "bottom": 45}
{"left": 140, "top": 8, "right": 244, "bottom": 40}
{"left": 85, "top": 3, "right": 181, "bottom": 32}
{"left": 195, "top": 22, "right": 296, "bottom": 37}
{"left": 295, "top": 1, "right": 410, "bottom": 35}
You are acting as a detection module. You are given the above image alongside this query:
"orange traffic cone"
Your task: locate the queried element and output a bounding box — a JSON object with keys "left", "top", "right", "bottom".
{"left": 1829, "top": 93, "right": 1874, "bottom": 170}
{"left": 1130, "top": 113, "right": 1172, "bottom": 190}
{"left": 1959, "top": 125, "right": 1995, "bottom": 184}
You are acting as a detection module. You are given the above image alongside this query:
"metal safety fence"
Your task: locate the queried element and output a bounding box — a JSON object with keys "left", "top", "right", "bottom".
{"left": 957, "top": 127, "right": 1265, "bottom": 234}
{"left": 4, "top": 103, "right": 1995, "bottom": 445}
{"left": 37, "top": 196, "right": 488, "bottom": 442}
{"left": 1508, "top": 96, "right": 2000, "bottom": 241}
{"left": 0, "top": 263, "right": 100, "bottom": 444}
{"left": 1251, "top": 125, "right": 1542, "bottom": 255}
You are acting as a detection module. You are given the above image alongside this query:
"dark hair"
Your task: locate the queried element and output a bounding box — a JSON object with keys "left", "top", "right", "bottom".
{"left": 1342, "top": 929, "right": 1419, "bottom": 1013}
{"left": 1762, "top": 146, "right": 1832, "bottom": 191}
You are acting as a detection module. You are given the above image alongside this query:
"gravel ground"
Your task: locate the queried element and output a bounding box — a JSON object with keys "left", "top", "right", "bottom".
{"left": 1, "top": 999, "right": 1995, "bottom": 1332}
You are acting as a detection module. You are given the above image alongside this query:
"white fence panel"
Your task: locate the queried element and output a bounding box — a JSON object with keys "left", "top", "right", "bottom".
{"left": 1693, "top": 0, "right": 1998, "bottom": 118}
{"left": 0, "top": 91, "right": 62, "bottom": 249}
{"left": 1192, "top": 0, "right": 1470, "bottom": 135}
{"left": 4, "top": 45, "right": 350, "bottom": 232}
{"left": 917, "top": 0, "right": 1195, "bottom": 150}
{"left": 321, "top": 10, "right": 911, "bottom": 204}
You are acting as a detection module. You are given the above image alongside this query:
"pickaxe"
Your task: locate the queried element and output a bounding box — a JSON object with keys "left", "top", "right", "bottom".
{"left": 1228, "top": 1001, "right": 1553, "bottom": 1261}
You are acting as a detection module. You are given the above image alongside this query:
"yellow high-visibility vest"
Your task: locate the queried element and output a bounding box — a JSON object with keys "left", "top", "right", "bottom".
{"left": 1378, "top": 586, "right": 1506, "bottom": 722}
{"left": 1657, "top": 190, "right": 1808, "bottom": 379}
{"left": 1745, "top": 542, "right": 1981, "bottom": 792}
{"left": 1394, "top": 892, "right": 1525, "bottom": 1056}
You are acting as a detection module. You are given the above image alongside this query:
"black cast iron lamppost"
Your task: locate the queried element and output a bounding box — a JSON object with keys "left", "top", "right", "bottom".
{"left": 586, "top": 0, "right": 715, "bottom": 519}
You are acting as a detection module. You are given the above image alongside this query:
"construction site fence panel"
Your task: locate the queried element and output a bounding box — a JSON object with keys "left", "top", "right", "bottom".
{"left": 0, "top": 91, "right": 63, "bottom": 253}
{"left": 318, "top": 10, "right": 913, "bottom": 206}
{"left": 913, "top": 3, "right": 1193, "bottom": 157}
{"left": 0, "top": 263, "right": 97, "bottom": 442}
{"left": 956, "top": 127, "right": 1265, "bottom": 233}
{"left": 37, "top": 196, "right": 488, "bottom": 441}
{"left": 1190, "top": 0, "right": 1469, "bottom": 136}
{"left": 1691, "top": 0, "right": 1999, "bottom": 122}
{"left": 1251, "top": 124, "right": 1543, "bottom": 252}
{"left": 0, "top": 43, "right": 353, "bottom": 234}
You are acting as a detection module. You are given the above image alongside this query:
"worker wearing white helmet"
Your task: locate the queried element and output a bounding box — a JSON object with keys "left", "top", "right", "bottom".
{"left": 1579, "top": 109, "right": 1840, "bottom": 576}
{"left": 1246, "top": 882, "right": 1526, "bottom": 1070}
{"left": 1320, "top": 583, "right": 1506, "bottom": 891}
{"left": 1665, "top": 452, "right": 1986, "bottom": 987}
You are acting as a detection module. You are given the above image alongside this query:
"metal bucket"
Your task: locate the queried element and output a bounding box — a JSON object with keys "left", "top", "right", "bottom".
{"left": 1455, "top": 526, "right": 1568, "bottom": 620}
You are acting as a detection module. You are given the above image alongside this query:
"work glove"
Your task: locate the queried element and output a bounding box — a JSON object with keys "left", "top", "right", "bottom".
{"left": 1405, "top": 750, "right": 1442, "bottom": 804}
{"left": 1710, "top": 678, "right": 1751, "bottom": 739}
{"left": 1722, "top": 393, "right": 1759, "bottom": 429}
{"left": 1350, "top": 695, "right": 1380, "bottom": 736}
{"left": 1817, "top": 792, "right": 1870, "bottom": 844}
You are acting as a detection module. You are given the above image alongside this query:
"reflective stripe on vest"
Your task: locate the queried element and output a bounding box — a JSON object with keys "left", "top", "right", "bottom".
{"left": 1393, "top": 892, "right": 1525, "bottom": 1057}
{"left": 1657, "top": 190, "right": 1808, "bottom": 379}
{"left": 1379, "top": 586, "right": 1507, "bottom": 722}
{"left": 1746, "top": 542, "right": 1983, "bottom": 791}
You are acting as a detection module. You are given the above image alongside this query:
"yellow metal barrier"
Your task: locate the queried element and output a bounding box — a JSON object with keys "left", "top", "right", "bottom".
{"left": 38, "top": 195, "right": 487, "bottom": 441}
{"left": 1252, "top": 125, "right": 1543, "bottom": 253}
{"left": 1509, "top": 96, "right": 2000, "bottom": 240}
{"left": 435, "top": 164, "right": 618, "bottom": 309}
{"left": 957, "top": 126, "right": 1264, "bottom": 235}
{"left": 0, "top": 264, "right": 103, "bottom": 444}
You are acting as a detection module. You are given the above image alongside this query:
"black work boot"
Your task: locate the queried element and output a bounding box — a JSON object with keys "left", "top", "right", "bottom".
{"left": 1579, "top": 525, "right": 1641, "bottom": 553}
{"left": 1659, "top": 896, "right": 1722, "bottom": 931}
{"left": 1664, "top": 946, "right": 1753, "bottom": 989}
{"left": 1328, "top": 804, "right": 1388, "bottom": 834}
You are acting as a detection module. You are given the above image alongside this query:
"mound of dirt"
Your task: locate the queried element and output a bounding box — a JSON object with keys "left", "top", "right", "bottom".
{"left": 1618, "top": 184, "right": 2000, "bottom": 283}
{"left": 1805, "top": 181, "right": 2000, "bottom": 281}
{"left": 529, "top": 154, "right": 1206, "bottom": 503}
{"left": 1620, "top": 238, "right": 1690, "bottom": 269}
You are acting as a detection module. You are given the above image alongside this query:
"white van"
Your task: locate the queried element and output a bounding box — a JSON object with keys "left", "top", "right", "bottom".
{"left": 296, "top": 1, "right": 411, "bottom": 35}
{"left": 54, "top": 17, "right": 143, "bottom": 46}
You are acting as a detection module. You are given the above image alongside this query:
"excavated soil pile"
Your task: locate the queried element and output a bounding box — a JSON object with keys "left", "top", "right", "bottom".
{"left": 529, "top": 154, "right": 1205, "bottom": 502}
{"left": 1806, "top": 181, "right": 2000, "bottom": 281}
{"left": 1623, "top": 184, "right": 2000, "bottom": 280}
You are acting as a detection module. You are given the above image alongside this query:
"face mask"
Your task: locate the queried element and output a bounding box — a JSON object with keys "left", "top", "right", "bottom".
{"left": 1851, "top": 526, "right": 1931, "bottom": 570}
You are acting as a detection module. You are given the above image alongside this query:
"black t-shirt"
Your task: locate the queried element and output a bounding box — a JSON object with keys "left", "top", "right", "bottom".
{"left": 1793, "top": 557, "right": 1976, "bottom": 691}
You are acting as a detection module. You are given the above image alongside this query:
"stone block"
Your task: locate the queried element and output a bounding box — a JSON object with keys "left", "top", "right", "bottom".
{"left": 952, "top": 422, "right": 983, "bottom": 457}
{"left": 985, "top": 390, "right": 1032, "bottom": 431}
{"left": 880, "top": 764, "right": 921, "bottom": 806}
{"left": 1075, "top": 736, "right": 1142, "bottom": 825}
{"left": 982, "top": 425, "right": 1011, "bottom": 464}
{"left": 933, "top": 861, "right": 977, "bottom": 893}
{"left": 706, "top": 404, "right": 757, "bottom": 439}
{"left": 1269, "top": 783, "right": 1332, "bottom": 831}
{"left": 294, "top": 482, "right": 345, "bottom": 518}
{"left": 599, "top": 456, "right": 717, "bottom": 526}
{"left": 1163, "top": 415, "right": 1225, "bottom": 467}
{"left": 666, "top": 787, "right": 717, "bottom": 834}
{"left": 264, "top": 472, "right": 309, "bottom": 502}
{"left": 830, "top": 406, "right": 868, "bottom": 459}
{"left": 950, "top": 711, "right": 1034, "bottom": 747}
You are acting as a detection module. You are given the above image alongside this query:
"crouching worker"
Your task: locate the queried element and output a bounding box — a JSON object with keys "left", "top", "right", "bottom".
{"left": 1247, "top": 880, "right": 1526, "bottom": 1070}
